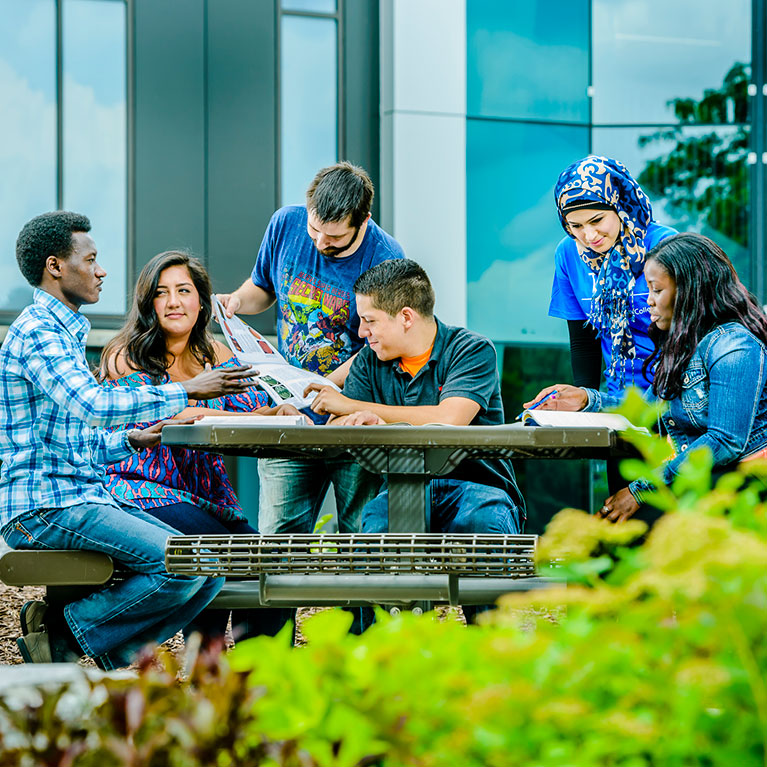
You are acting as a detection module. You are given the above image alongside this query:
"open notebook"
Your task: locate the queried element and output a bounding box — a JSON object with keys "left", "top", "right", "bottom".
{"left": 520, "top": 409, "right": 648, "bottom": 433}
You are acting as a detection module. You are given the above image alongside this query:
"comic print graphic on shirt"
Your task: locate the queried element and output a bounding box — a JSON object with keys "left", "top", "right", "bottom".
{"left": 278, "top": 267, "right": 353, "bottom": 375}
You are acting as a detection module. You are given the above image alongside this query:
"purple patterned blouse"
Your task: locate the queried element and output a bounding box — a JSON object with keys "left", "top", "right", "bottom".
{"left": 103, "top": 359, "right": 269, "bottom": 522}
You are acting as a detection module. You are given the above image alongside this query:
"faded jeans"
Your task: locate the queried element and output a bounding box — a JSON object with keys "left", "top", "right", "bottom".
{"left": 258, "top": 456, "right": 381, "bottom": 637}
{"left": 258, "top": 456, "right": 381, "bottom": 534}
{"left": 1, "top": 501, "right": 222, "bottom": 670}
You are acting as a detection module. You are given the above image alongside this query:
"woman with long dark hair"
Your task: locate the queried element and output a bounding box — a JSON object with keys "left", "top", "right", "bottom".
{"left": 100, "top": 250, "right": 288, "bottom": 641}
{"left": 528, "top": 232, "right": 767, "bottom": 523}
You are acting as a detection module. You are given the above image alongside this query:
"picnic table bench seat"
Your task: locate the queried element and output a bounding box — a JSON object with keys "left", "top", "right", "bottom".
{"left": 0, "top": 533, "right": 549, "bottom": 608}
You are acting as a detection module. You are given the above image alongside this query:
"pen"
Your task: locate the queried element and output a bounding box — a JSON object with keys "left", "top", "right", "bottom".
{"left": 515, "top": 390, "right": 557, "bottom": 421}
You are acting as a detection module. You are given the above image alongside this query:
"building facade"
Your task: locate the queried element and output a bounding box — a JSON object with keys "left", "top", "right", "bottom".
{"left": 0, "top": 0, "right": 762, "bottom": 529}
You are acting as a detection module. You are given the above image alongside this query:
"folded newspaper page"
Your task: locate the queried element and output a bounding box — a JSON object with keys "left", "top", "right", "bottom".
{"left": 213, "top": 296, "right": 340, "bottom": 409}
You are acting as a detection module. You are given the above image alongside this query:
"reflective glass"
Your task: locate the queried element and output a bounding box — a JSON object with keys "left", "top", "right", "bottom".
{"left": 280, "top": 15, "right": 337, "bottom": 206}
{"left": 592, "top": 0, "right": 751, "bottom": 125}
{"left": 0, "top": 0, "right": 56, "bottom": 311}
{"left": 466, "top": 119, "right": 589, "bottom": 344}
{"left": 593, "top": 125, "right": 750, "bottom": 284}
{"left": 467, "top": 0, "right": 589, "bottom": 123}
{"left": 281, "top": 0, "right": 336, "bottom": 12}
{"left": 500, "top": 345, "right": 592, "bottom": 533}
{"left": 63, "top": 0, "right": 127, "bottom": 315}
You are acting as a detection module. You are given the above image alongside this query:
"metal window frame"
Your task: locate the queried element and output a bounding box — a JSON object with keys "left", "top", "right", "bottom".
{"left": 276, "top": 0, "right": 345, "bottom": 206}
{"left": 0, "top": 0, "right": 130, "bottom": 329}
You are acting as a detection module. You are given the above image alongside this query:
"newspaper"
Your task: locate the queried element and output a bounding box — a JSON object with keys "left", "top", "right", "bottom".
{"left": 213, "top": 296, "right": 340, "bottom": 409}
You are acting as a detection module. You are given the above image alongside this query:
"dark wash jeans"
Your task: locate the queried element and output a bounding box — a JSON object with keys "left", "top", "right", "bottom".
{"left": 148, "top": 502, "right": 289, "bottom": 640}
{"left": 359, "top": 477, "right": 523, "bottom": 630}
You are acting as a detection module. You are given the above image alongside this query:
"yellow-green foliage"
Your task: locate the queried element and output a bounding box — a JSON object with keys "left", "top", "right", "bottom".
{"left": 1, "top": 402, "right": 766, "bottom": 766}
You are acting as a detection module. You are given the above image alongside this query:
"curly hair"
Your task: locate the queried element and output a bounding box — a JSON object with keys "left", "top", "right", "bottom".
{"left": 99, "top": 251, "right": 217, "bottom": 384}
{"left": 642, "top": 233, "right": 767, "bottom": 400}
{"left": 16, "top": 211, "right": 91, "bottom": 286}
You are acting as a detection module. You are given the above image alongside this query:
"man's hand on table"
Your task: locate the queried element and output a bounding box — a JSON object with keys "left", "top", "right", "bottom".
{"left": 253, "top": 402, "right": 313, "bottom": 424}
{"left": 305, "top": 383, "right": 360, "bottom": 416}
{"left": 330, "top": 410, "right": 385, "bottom": 426}
{"left": 127, "top": 416, "right": 202, "bottom": 450}
{"left": 275, "top": 403, "right": 314, "bottom": 425}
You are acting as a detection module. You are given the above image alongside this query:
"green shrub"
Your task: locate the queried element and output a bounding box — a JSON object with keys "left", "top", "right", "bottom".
{"left": 2, "top": 404, "right": 765, "bottom": 766}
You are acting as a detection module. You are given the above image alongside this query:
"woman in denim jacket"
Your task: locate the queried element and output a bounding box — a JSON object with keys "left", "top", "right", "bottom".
{"left": 526, "top": 232, "right": 767, "bottom": 524}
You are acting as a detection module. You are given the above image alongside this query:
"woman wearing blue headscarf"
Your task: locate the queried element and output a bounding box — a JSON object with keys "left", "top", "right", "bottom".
{"left": 548, "top": 156, "right": 676, "bottom": 396}
{"left": 528, "top": 156, "right": 676, "bottom": 493}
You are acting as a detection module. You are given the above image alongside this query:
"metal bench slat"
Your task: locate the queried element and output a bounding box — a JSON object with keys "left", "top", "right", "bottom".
{"left": 0, "top": 550, "right": 114, "bottom": 586}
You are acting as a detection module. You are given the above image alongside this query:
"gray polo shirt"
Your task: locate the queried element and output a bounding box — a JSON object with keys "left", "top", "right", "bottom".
{"left": 343, "top": 318, "right": 525, "bottom": 516}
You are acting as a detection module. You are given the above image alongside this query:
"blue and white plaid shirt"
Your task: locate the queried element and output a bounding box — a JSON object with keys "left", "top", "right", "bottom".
{"left": 0, "top": 289, "right": 188, "bottom": 526}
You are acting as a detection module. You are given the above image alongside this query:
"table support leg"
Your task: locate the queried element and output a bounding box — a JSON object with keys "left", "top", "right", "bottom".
{"left": 387, "top": 475, "right": 428, "bottom": 533}
{"left": 386, "top": 449, "right": 430, "bottom": 615}
{"left": 386, "top": 448, "right": 428, "bottom": 534}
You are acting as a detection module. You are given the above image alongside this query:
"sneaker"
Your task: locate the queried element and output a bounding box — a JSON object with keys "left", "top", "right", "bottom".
{"left": 17, "top": 630, "right": 81, "bottom": 664}
{"left": 20, "top": 600, "right": 47, "bottom": 636}
{"left": 16, "top": 631, "right": 52, "bottom": 663}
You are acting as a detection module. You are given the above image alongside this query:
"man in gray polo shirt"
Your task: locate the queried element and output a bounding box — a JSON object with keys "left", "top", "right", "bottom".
{"left": 309, "top": 258, "right": 525, "bottom": 547}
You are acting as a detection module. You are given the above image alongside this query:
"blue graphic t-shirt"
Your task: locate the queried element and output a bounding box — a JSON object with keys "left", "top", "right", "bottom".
{"left": 548, "top": 221, "right": 676, "bottom": 395}
{"left": 251, "top": 205, "right": 405, "bottom": 375}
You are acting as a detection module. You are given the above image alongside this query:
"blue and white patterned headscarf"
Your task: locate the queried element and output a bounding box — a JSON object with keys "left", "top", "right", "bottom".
{"left": 554, "top": 155, "right": 654, "bottom": 386}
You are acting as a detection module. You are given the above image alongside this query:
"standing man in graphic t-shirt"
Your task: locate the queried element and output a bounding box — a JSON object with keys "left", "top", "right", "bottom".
{"left": 219, "top": 161, "right": 405, "bottom": 545}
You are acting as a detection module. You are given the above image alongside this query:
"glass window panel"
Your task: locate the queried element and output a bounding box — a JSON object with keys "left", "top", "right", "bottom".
{"left": 63, "top": 0, "right": 127, "bottom": 316}
{"left": 0, "top": 0, "right": 56, "bottom": 311}
{"left": 593, "top": 125, "right": 750, "bottom": 284}
{"left": 500, "top": 345, "right": 592, "bottom": 533}
{"left": 466, "top": 119, "right": 589, "bottom": 345}
{"left": 592, "top": 0, "right": 751, "bottom": 125}
{"left": 281, "top": 0, "right": 336, "bottom": 12}
{"left": 467, "top": 0, "right": 589, "bottom": 123}
{"left": 280, "top": 15, "right": 337, "bottom": 206}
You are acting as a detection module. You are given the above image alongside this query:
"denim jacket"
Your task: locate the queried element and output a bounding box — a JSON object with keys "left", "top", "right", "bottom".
{"left": 583, "top": 322, "right": 767, "bottom": 499}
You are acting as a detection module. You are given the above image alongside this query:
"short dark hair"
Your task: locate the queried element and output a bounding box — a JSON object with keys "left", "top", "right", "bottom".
{"left": 305, "top": 161, "right": 374, "bottom": 229}
{"left": 354, "top": 259, "right": 435, "bottom": 318}
{"left": 16, "top": 211, "right": 91, "bottom": 286}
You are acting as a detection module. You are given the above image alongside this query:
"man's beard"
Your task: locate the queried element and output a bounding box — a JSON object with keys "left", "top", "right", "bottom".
{"left": 316, "top": 223, "right": 361, "bottom": 256}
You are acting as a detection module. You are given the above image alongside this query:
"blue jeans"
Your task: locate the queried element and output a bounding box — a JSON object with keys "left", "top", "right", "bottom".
{"left": 1, "top": 502, "right": 222, "bottom": 670}
{"left": 360, "top": 478, "right": 522, "bottom": 628}
{"left": 148, "top": 502, "right": 289, "bottom": 640}
{"left": 258, "top": 456, "right": 380, "bottom": 637}
{"left": 362, "top": 478, "right": 522, "bottom": 536}
{"left": 258, "top": 456, "right": 380, "bottom": 534}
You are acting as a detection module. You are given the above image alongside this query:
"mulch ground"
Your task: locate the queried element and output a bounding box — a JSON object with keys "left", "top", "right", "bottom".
{"left": 0, "top": 583, "right": 461, "bottom": 666}
{"left": 0, "top": 583, "right": 47, "bottom": 665}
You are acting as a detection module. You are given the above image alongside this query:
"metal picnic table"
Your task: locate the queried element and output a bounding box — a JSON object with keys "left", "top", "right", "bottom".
{"left": 0, "top": 423, "right": 630, "bottom": 610}
{"left": 155, "top": 421, "right": 627, "bottom": 608}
